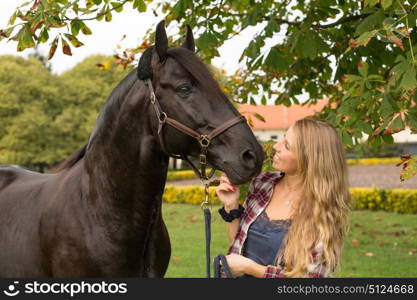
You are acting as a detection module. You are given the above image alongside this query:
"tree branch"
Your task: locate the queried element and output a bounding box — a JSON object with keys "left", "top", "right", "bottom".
{"left": 261, "top": 13, "right": 371, "bottom": 29}
{"left": 317, "top": 13, "right": 371, "bottom": 29}
{"left": 63, "top": 0, "right": 130, "bottom": 22}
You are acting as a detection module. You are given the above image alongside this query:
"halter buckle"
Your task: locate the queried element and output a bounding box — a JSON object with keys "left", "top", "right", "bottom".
{"left": 150, "top": 92, "right": 156, "bottom": 104}
{"left": 199, "top": 154, "right": 207, "bottom": 165}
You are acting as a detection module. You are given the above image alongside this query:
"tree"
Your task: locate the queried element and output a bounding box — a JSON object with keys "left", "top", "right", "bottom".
{"left": 1, "top": 0, "right": 417, "bottom": 180}
{"left": 55, "top": 54, "right": 131, "bottom": 160}
{"left": 0, "top": 56, "right": 62, "bottom": 171}
{"left": 0, "top": 54, "right": 130, "bottom": 171}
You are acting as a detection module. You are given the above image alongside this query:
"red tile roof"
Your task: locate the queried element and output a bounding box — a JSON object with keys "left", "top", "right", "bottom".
{"left": 238, "top": 99, "right": 329, "bottom": 130}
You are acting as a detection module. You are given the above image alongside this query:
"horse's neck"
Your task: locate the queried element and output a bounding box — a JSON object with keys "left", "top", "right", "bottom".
{"left": 83, "top": 78, "right": 169, "bottom": 226}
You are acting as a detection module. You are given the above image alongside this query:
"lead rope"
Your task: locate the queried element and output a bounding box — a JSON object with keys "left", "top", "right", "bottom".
{"left": 201, "top": 181, "right": 233, "bottom": 278}
{"left": 201, "top": 183, "right": 212, "bottom": 278}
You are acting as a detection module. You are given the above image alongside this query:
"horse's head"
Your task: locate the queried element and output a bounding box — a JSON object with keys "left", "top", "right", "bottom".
{"left": 137, "top": 21, "right": 263, "bottom": 184}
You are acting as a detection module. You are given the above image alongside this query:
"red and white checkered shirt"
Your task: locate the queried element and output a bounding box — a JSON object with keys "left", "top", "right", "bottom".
{"left": 227, "top": 171, "right": 330, "bottom": 278}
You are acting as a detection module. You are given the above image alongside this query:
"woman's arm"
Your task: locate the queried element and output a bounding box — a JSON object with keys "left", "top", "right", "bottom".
{"left": 225, "top": 203, "right": 241, "bottom": 243}
{"left": 245, "top": 260, "right": 328, "bottom": 278}
{"left": 245, "top": 243, "right": 330, "bottom": 278}
{"left": 226, "top": 242, "right": 330, "bottom": 278}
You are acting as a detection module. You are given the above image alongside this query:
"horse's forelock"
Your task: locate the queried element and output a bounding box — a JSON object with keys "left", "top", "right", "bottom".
{"left": 166, "top": 48, "right": 224, "bottom": 99}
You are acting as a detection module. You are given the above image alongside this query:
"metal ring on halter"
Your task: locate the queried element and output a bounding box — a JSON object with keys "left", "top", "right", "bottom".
{"left": 199, "top": 135, "right": 211, "bottom": 147}
{"left": 159, "top": 112, "right": 167, "bottom": 123}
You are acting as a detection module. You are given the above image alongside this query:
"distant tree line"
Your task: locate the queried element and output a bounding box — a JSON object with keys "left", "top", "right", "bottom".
{"left": 0, "top": 55, "right": 130, "bottom": 172}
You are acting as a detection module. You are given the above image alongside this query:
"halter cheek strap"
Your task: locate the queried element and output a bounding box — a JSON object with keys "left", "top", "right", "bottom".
{"left": 145, "top": 79, "right": 246, "bottom": 181}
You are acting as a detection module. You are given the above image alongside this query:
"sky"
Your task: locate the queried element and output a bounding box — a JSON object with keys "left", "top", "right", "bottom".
{"left": 0, "top": 0, "right": 265, "bottom": 76}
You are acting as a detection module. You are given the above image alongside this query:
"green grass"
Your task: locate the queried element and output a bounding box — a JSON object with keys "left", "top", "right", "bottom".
{"left": 161, "top": 203, "right": 417, "bottom": 278}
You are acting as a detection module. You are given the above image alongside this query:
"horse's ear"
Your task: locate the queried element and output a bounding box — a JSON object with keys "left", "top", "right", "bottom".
{"left": 155, "top": 20, "right": 168, "bottom": 61}
{"left": 137, "top": 46, "right": 154, "bottom": 80}
{"left": 182, "top": 25, "right": 195, "bottom": 52}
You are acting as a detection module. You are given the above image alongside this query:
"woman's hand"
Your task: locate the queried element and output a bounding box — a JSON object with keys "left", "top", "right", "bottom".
{"left": 215, "top": 174, "right": 240, "bottom": 211}
{"left": 224, "top": 253, "right": 254, "bottom": 278}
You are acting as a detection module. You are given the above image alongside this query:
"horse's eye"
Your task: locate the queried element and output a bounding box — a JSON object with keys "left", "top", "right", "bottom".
{"left": 175, "top": 85, "right": 192, "bottom": 96}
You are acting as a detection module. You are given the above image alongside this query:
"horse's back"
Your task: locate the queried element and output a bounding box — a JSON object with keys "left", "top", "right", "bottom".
{"left": 0, "top": 164, "right": 52, "bottom": 203}
{"left": 0, "top": 165, "right": 53, "bottom": 277}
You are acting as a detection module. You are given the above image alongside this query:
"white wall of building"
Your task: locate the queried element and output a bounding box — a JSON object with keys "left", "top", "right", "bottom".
{"left": 253, "top": 129, "right": 286, "bottom": 142}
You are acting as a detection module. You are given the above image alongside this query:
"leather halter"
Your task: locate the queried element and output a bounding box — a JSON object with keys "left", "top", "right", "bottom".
{"left": 145, "top": 79, "right": 246, "bottom": 181}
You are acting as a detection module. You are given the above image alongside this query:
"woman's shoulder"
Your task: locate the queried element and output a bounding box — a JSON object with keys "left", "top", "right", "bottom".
{"left": 252, "top": 171, "right": 284, "bottom": 186}
{"left": 248, "top": 171, "right": 284, "bottom": 194}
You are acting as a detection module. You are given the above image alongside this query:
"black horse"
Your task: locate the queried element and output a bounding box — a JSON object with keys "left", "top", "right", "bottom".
{"left": 0, "top": 21, "right": 264, "bottom": 277}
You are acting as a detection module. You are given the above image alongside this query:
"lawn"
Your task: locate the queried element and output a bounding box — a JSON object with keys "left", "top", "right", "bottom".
{"left": 161, "top": 203, "right": 417, "bottom": 278}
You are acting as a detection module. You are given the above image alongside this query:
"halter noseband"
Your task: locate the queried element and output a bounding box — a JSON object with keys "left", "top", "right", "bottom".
{"left": 145, "top": 79, "right": 246, "bottom": 181}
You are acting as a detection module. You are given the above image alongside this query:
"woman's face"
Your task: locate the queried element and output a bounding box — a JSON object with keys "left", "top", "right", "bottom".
{"left": 272, "top": 126, "right": 298, "bottom": 175}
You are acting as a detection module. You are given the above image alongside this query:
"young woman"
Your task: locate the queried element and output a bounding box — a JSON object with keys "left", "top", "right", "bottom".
{"left": 216, "top": 117, "right": 350, "bottom": 278}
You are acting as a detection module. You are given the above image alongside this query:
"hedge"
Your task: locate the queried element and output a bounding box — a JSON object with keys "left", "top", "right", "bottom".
{"left": 163, "top": 185, "right": 417, "bottom": 214}
{"left": 166, "top": 169, "right": 222, "bottom": 181}
{"left": 346, "top": 157, "right": 401, "bottom": 165}
{"left": 350, "top": 188, "right": 417, "bottom": 214}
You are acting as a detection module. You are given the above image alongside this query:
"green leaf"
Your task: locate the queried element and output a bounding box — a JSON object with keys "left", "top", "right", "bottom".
{"left": 196, "top": 31, "right": 217, "bottom": 50}
{"left": 381, "top": 0, "right": 392, "bottom": 9}
{"left": 369, "top": 135, "right": 381, "bottom": 148}
{"left": 264, "top": 19, "right": 280, "bottom": 38}
{"left": 17, "top": 24, "right": 35, "bottom": 52}
{"left": 105, "top": 11, "right": 112, "bottom": 22}
{"left": 133, "top": 0, "right": 146, "bottom": 12}
{"left": 345, "top": 74, "right": 363, "bottom": 83}
{"left": 389, "top": 116, "right": 404, "bottom": 130}
{"left": 64, "top": 34, "right": 84, "bottom": 48}
{"left": 254, "top": 113, "right": 265, "bottom": 122}
{"left": 306, "top": 81, "right": 318, "bottom": 98}
{"left": 407, "top": 110, "right": 417, "bottom": 131}
{"left": 39, "top": 28, "right": 49, "bottom": 43}
{"left": 400, "top": 67, "right": 417, "bottom": 90}
{"left": 341, "top": 130, "right": 353, "bottom": 147}
{"left": 365, "top": 0, "right": 379, "bottom": 8}
{"left": 380, "top": 95, "right": 394, "bottom": 119}
{"left": 247, "top": 9, "right": 260, "bottom": 26}
{"left": 80, "top": 22, "right": 92, "bottom": 35}
{"left": 381, "top": 134, "right": 394, "bottom": 144}
{"left": 110, "top": 2, "right": 123, "bottom": 13}
{"left": 70, "top": 20, "right": 81, "bottom": 36}
{"left": 356, "top": 30, "right": 378, "bottom": 47}
{"left": 8, "top": 11, "right": 17, "bottom": 25}
{"left": 355, "top": 13, "right": 385, "bottom": 36}
{"left": 356, "top": 121, "right": 373, "bottom": 135}
{"left": 264, "top": 48, "right": 292, "bottom": 71}
{"left": 382, "top": 17, "right": 395, "bottom": 30}
{"left": 246, "top": 41, "right": 260, "bottom": 59}
{"left": 390, "top": 60, "right": 409, "bottom": 85}
{"left": 299, "top": 31, "right": 327, "bottom": 59}
{"left": 358, "top": 61, "right": 369, "bottom": 77}
{"left": 407, "top": 8, "right": 417, "bottom": 27}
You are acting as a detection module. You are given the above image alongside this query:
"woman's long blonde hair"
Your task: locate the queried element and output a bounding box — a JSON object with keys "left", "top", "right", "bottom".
{"left": 275, "top": 117, "right": 350, "bottom": 277}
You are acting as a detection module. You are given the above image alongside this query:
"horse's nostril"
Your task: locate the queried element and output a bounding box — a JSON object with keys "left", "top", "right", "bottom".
{"left": 241, "top": 149, "right": 255, "bottom": 164}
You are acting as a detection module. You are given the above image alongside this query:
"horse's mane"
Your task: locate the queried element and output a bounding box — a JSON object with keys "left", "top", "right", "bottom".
{"left": 55, "top": 69, "right": 138, "bottom": 172}
{"left": 55, "top": 144, "right": 88, "bottom": 171}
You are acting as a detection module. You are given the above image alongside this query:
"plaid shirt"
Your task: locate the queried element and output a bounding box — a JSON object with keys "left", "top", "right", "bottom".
{"left": 227, "top": 171, "right": 330, "bottom": 278}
